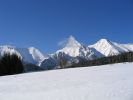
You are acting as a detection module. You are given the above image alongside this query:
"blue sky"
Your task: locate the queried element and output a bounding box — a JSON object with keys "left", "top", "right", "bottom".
{"left": 0, "top": 0, "right": 133, "bottom": 53}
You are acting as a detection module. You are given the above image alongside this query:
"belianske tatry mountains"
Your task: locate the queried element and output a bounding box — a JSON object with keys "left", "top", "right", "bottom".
{"left": 0, "top": 36, "right": 133, "bottom": 71}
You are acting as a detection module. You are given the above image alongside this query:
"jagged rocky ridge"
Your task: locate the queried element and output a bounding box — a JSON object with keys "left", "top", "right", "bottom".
{"left": 0, "top": 36, "right": 133, "bottom": 71}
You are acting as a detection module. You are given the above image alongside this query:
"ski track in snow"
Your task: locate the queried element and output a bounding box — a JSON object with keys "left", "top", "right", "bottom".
{"left": 0, "top": 63, "right": 133, "bottom": 100}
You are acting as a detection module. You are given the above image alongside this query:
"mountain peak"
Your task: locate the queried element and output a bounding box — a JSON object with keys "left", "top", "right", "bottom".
{"left": 65, "top": 35, "right": 81, "bottom": 48}
{"left": 56, "top": 36, "right": 96, "bottom": 58}
{"left": 90, "top": 38, "right": 127, "bottom": 56}
{"left": 95, "top": 38, "right": 113, "bottom": 46}
{"left": 98, "top": 38, "right": 110, "bottom": 43}
{"left": 68, "top": 35, "right": 75, "bottom": 41}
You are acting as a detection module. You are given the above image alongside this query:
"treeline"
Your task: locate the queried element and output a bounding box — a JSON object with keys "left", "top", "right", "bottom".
{"left": 0, "top": 52, "right": 133, "bottom": 76}
{"left": 69, "top": 52, "right": 133, "bottom": 68}
{"left": 0, "top": 53, "right": 24, "bottom": 76}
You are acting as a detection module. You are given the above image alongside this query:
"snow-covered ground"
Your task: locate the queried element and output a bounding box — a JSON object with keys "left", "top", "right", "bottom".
{"left": 0, "top": 63, "right": 133, "bottom": 100}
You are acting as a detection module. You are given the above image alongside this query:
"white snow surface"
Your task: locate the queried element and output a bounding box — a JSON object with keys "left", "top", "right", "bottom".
{"left": 0, "top": 62, "right": 133, "bottom": 100}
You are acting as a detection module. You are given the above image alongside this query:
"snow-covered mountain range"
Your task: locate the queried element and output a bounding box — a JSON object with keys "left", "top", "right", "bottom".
{"left": 89, "top": 39, "right": 133, "bottom": 56}
{"left": 0, "top": 36, "right": 133, "bottom": 70}
{"left": 0, "top": 46, "right": 47, "bottom": 65}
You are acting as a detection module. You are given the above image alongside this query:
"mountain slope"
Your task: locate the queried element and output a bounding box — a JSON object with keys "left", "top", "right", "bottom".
{"left": 0, "top": 45, "right": 48, "bottom": 66}
{"left": 56, "top": 35, "right": 84, "bottom": 57}
{"left": 51, "top": 36, "right": 100, "bottom": 68}
{"left": 0, "top": 62, "right": 133, "bottom": 100}
{"left": 55, "top": 36, "right": 97, "bottom": 60}
{"left": 89, "top": 39, "right": 133, "bottom": 56}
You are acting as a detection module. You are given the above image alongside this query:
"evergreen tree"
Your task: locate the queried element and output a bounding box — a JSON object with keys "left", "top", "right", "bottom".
{"left": 69, "top": 52, "right": 133, "bottom": 68}
{"left": 0, "top": 53, "right": 24, "bottom": 76}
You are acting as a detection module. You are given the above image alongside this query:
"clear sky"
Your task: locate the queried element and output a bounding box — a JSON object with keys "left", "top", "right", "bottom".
{"left": 0, "top": 0, "right": 133, "bottom": 53}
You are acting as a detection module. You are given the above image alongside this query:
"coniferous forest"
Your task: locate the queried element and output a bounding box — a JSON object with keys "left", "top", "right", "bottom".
{"left": 69, "top": 52, "right": 133, "bottom": 68}
{"left": 0, "top": 53, "right": 24, "bottom": 76}
{"left": 0, "top": 52, "right": 133, "bottom": 76}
